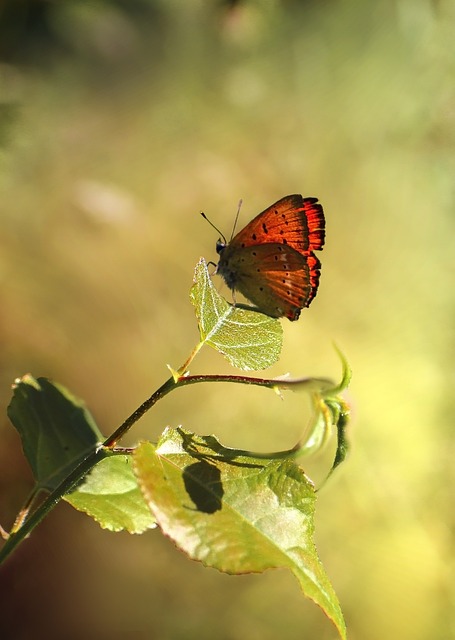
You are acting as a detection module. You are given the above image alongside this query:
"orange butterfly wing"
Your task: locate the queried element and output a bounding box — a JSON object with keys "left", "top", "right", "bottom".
{"left": 216, "top": 194, "right": 325, "bottom": 320}
{"left": 229, "top": 195, "right": 325, "bottom": 254}
{"left": 220, "top": 243, "right": 313, "bottom": 320}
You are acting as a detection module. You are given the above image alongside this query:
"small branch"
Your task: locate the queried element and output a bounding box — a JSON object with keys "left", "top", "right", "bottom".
{"left": 103, "top": 375, "right": 177, "bottom": 448}
{"left": 103, "top": 371, "right": 333, "bottom": 449}
{"left": 0, "top": 445, "right": 107, "bottom": 564}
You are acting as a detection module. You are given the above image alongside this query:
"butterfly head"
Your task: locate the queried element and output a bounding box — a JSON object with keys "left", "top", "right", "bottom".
{"left": 216, "top": 238, "right": 227, "bottom": 255}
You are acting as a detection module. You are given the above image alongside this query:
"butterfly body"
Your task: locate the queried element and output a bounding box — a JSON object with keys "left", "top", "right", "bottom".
{"left": 215, "top": 194, "right": 325, "bottom": 321}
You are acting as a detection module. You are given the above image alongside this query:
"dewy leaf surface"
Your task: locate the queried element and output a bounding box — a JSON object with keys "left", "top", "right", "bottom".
{"left": 190, "top": 258, "right": 283, "bottom": 370}
{"left": 7, "top": 375, "right": 104, "bottom": 491}
{"left": 133, "top": 427, "right": 346, "bottom": 639}
{"left": 66, "top": 455, "right": 156, "bottom": 533}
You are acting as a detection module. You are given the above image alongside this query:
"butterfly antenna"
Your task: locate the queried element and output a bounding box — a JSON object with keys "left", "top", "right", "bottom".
{"left": 229, "top": 198, "right": 243, "bottom": 240}
{"left": 200, "top": 212, "right": 227, "bottom": 244}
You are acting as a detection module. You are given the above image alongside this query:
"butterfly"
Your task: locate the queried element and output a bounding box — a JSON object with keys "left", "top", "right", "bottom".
{"left": 212, "top": 194, "right": 325, "bottom": 321}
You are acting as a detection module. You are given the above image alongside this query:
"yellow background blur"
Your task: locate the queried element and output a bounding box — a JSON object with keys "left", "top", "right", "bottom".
{"left": 1, "top": 1, "right": 454, "bottom": 638}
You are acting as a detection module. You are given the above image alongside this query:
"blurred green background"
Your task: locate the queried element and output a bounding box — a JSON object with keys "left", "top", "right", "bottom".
{"left": 1, "top": 0, "right": 454, "bottom": 638}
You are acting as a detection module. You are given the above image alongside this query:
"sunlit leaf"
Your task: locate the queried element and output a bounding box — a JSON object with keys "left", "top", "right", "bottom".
{"left": 66, "top": 455, "right": 156, "bottom": 533}
{"left": 7, "top": 375, "right": 104, "bottom": 492}
{"left": 133, "top": 427, "right": 346, "bottom": 640}
{"left": 190, "top": 258, "right": 283, "bottom": 370}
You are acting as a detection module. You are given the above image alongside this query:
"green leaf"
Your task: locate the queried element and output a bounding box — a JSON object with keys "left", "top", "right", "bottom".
{"left": 133, "top": 427, "right": 346, "bottom": 640}
{"left": 7, "top": 375, "right": 104, "bottom": 492}
{"left": 190, "top": 258, "right": 283, "bottom": 370}
{"left": 65, "top": 455, "right": 156, "bottom": 533}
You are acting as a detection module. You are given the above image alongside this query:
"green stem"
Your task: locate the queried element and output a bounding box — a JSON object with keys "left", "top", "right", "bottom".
{"left": 103, "top": 372, "right": 332, "bottom": 448}
{"left": 0, "top": 444, "right": 106, "bottom": 564}
{"left": 103, "top": 375, "right": 177, "bottom": 448}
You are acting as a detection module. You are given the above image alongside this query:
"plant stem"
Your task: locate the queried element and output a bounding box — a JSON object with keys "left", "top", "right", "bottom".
{"left": 0, "top": 444, "right": 107, "bottom": 564}
{"left": 103, "top": 375, "right": 177, "bottom": 448}
{"left": 104, "top": 372, "right": 333, "bottom": 449}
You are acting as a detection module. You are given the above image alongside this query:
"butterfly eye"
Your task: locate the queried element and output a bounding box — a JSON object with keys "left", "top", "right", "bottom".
{"left": 216, "top": 239, "right": 226, "bottom": 255}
